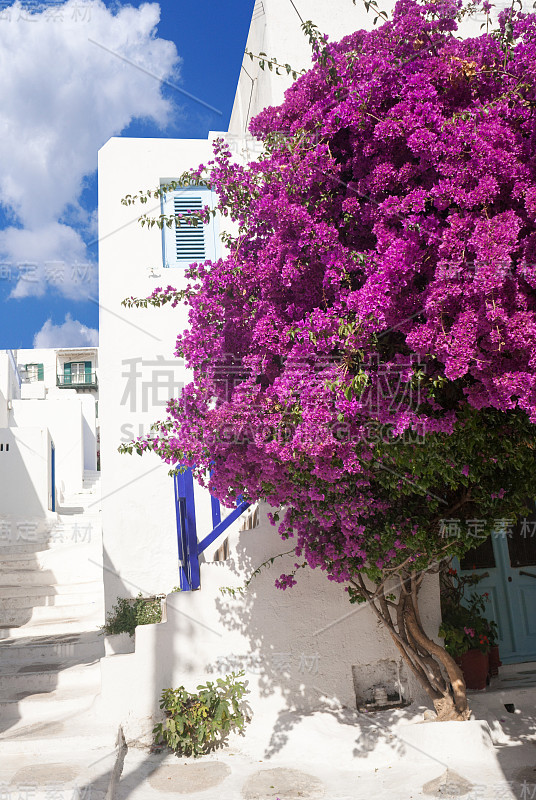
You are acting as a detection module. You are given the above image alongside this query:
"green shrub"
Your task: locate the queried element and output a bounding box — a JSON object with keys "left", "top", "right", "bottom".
{"left": 101, "top": 593, "right": 163, "bottom": 637}
{"left": 153, "top": 671, "right": 249, "bottom": 756}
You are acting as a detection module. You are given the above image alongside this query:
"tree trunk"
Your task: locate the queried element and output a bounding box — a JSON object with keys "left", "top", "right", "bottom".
{"left": 403, "top": 592, "right": 470, "bottom": 720}
{"left": 353, "top": 570, "right": 470, "bottom": 721}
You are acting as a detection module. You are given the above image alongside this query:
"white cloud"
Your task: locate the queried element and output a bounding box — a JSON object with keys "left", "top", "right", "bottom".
{"left": 4, "top": 222, "right": 96, "bottom": 299}
{"left": 33, "top": 313, "right": 99, "bottom": 347}
{"left": 0, "top": 0, "right": 179, "bottom": 297}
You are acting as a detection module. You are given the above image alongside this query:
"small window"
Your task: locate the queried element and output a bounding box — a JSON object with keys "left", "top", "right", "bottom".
{"left": 26, "top": 363, "right": 44, "bottom": 382}
{"left": 460, "top": 535, "right": 496, "bottom": 570}
{"left": 161, "top": 185, "right": 218, "bottom": 269}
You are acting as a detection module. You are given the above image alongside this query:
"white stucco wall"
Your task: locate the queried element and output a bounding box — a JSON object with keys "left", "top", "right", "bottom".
{"left": 0, "top": 426, "right": 51, "bottom": 518}
{"left": 0, "top": 351, "right": 21, "bottom": 428}
{"left": 98, "top": 136, "right": 225, "bottom": 609}
{"left": 80, "top": 393, "right": 97, "bottom": 472}
{"left": 99, "top": 504, "right": 442, "bottom": 740}
{"left": 10, "top": 397, "right": 84, "bottom": 499}
{"left": 0, "top": 352, "right": 11, "bottom": 429}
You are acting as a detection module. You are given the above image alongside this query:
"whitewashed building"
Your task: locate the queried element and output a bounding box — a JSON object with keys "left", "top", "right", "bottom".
{"left": 0, "top": 347, "right": 104, "bottom": 746}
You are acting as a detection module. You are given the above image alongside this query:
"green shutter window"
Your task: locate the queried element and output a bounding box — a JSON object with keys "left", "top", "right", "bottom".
{"left": 85, "top": 361, "right": 92, "bottom": 384}
{"left": 25, "top": 363, "right": 44, "bottom": 382}
{"left": 64, "top": 362, "right": 72, "bottom": 386}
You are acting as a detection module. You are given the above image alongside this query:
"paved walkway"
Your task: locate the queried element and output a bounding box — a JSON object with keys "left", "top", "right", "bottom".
{"left": 1, "top": 688, "right": 535, "bottom": 800}
{"left": 1, "top": 664, "right": 535, "bottom": 800}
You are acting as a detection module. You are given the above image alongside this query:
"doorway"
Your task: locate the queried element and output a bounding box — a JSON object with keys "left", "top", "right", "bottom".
{"left": 457, "top": 510, "right": 536, "bottom": 664}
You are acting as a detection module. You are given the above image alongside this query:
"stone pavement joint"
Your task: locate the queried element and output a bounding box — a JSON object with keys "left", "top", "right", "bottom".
{"left": 242, "top": 767, "right": 326, "bottom": 799}
{"left": 147, "top": 761, "right": 230, "bottom": 793}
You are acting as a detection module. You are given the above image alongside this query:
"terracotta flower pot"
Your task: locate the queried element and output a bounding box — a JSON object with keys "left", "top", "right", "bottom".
{"left": 457, "top": 648, "right": 489, "bottom": 690}
{"left": 488, "top": 645, "right": 501, "bottom": 677}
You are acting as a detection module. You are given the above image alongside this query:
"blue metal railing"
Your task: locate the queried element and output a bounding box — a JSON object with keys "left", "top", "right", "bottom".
{"left": 174, "top": 467, "right": 250, "bottom": 591}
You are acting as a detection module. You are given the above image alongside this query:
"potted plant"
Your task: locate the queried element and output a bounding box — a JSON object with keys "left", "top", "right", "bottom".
{"left": 479, "top": 593, "right": 501, "bottom": 677}
{"left": 462, "top": 586, "right": 500, "bottom": 680}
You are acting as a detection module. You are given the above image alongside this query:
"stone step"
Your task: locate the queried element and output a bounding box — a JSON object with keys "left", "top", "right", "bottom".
{"left": 0, "top": 681, "right": 98, "bottom": 718}
{"left": 0, "top": 580, "right": 102, "bottom": 596}
{"left": 0, "top": 541, "right": 61, "bottom": 556}
{"left": 57, "top": 503, "right": 99, "bottom": 514}
{"left": 62, "top": 492, "right": 98, "bottom": 502}
{"left": 0, "top": 715, "right": 115, "bottom": 760}
{"left": 0, "top": 539, "right": 100, "bottom": 566}
{"left": 0, "top": 532, "right": 100, "bottom": 558}
{"left": 0, "top": 615, "right": 103, "bottom": 639}
{"left": 0, "top": 564, "right": 101, "bottom": 586}
{"left": 0, "top": 659, "right": 102, "bottom": 695}
{"left": 0, "top": 583, "right": 103, "bottom": 609}
{"left": 0, "top": 632, "right": 105, "bottom": 666}
{"left": 56, "top": 507, "right": 100, "bottom": 519}
{"left": 0, "top": 602, "right": 103, "bottom": 630}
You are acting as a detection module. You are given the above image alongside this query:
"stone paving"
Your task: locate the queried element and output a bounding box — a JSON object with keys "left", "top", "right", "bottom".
{"left": 0, "top": 667, "right": 535, "bottom": 800}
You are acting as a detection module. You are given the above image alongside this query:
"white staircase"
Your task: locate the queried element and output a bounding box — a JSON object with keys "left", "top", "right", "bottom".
{"left": 0, "top": 471, "right": 107, "bottom": 748}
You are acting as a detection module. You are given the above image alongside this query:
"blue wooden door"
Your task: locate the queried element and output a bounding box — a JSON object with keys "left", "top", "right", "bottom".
{"left": 457, "top": 514, "right": 536, "bottom": 664}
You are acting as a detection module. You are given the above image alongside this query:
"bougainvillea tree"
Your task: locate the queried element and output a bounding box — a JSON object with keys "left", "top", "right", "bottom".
{"left": 120, "top": 0, "right": 536, "bottom": 719}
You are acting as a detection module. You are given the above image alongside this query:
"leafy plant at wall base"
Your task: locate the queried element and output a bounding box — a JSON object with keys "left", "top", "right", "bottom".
{"left": 101, "top": 594, "right": 163, "bottom": 637}
{"left": 153, "top": 672, "right": 249, "bottom": 756}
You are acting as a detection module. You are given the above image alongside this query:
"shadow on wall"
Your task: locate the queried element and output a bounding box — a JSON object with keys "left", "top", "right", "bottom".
{"left": 0, "top": 429, "right": 48, "bottom": 518}
{"left": 207, "top": 502, "right": 422, "bottom": 759}
{"left": 102, "top": 545, "right": 141, "bottom": 616}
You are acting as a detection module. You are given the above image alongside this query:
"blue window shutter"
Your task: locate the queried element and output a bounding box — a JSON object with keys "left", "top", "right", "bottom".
{"left": 64, "top": 362, "right": 71, "bottom": 385}
{"left": 174, "top": 469, "right": 200, "bottom": 590}
{"left": 161, "top": 186, "right": 217, "bottom": 268}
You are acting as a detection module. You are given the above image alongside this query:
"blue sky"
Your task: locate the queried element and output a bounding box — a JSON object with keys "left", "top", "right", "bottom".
{"left": 0, "top": 0, "right": 254, "bottom": 348}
